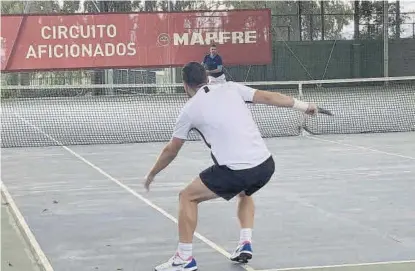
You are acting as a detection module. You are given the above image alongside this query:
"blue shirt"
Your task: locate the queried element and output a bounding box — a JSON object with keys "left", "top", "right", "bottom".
{"left": 202, "top": 54, "right": 224, "bottom": 78}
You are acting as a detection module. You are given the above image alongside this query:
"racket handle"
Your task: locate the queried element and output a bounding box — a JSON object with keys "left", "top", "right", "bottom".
{"left": 317, "top": 107, "right": 334, "bottom": 116}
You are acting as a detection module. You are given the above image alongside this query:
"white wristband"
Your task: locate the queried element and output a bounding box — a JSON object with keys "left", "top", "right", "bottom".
{"left": 293, "top": 98, "right": 309, "bottom": 112}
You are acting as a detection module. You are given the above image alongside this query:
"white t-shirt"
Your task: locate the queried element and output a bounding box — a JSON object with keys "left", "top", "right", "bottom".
{"left": 172, "top": 81, "right": 271, "bottom": 170}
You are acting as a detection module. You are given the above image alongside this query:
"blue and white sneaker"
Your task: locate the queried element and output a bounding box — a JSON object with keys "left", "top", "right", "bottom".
{"left": 154, "top": 253, "right": 197, "bottom": 271}
{"left": 230, "top": 241, "right": 253, "bottom": 263}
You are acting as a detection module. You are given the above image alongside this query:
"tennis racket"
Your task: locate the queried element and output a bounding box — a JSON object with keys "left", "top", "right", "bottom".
{"left": 317, "top": 107, "right": 334, "bottom": 116}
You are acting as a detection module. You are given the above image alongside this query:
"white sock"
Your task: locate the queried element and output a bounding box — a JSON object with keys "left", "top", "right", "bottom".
{"left": 239, "top": 228, "right": 252, "bottom": 244}
{"left": 177, "top": 243, "right": 192, "bottom": 260}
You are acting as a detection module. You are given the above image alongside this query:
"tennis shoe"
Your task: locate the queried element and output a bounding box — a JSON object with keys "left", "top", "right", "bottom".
{"left": 230, "top": 241, "right": 253, "bottom": 263}
{"left": 154, "top": 253, "right": 197, "bottom": 271}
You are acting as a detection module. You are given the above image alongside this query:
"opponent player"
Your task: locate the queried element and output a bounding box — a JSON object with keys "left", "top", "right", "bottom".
{"left": 144, "top": 62, "right": 318, "bottom": 271}
{"left": 202, "top": 44, "right": 226, "bottom": 84}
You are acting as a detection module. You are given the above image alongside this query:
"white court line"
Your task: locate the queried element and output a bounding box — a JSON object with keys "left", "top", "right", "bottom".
{"left": 305, "top": 136, "right": 415, "bottom": 160}
{"left": 1, "top": 181, "right": 54, "bottom": 271}
{"left": 256, "top": 260, "right": 415, "bottom": 271}
{"left": 13, "top": 113, "right": 256, "bottom": 271}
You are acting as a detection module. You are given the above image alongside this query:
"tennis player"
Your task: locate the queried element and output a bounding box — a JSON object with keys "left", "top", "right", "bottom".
{"left": 144, "top": 62, "right": 318, "bottom": 271}
{"left": 202, "top": 44, "right": 226, "bottom": 84}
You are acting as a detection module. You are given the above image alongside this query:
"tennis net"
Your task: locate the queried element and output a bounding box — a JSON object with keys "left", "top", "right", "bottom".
{"left": 1, "top": 76, "right": 415, "bottom": 148}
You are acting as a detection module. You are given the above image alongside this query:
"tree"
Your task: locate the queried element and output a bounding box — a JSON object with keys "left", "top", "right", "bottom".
{"left": 358, "top": 0, "right": 407, "bottom": 39}
{"left": 82, "top": 0, "right": 221, "bottom": 13}
{"left": 83, "top": 0, "right": 132, "bottom": 13}
{"left": 1, "top": 0, "right": 24, "bottom": 14}
{"left": 223, "top": 0, "right": 354, "bottom": 41}
{"left": 61, "top": 0, "right": 81, "bottom": 13}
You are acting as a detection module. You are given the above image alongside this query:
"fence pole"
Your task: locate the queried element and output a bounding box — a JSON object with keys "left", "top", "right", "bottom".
{"left": 383, "top": 0, "right": 389, "bottom": 78}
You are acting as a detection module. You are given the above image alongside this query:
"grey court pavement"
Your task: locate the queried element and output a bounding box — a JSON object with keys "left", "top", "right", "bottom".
{"left": 1, "top": 132, "right": 415, "bottom": 271}
{"left": 1, "top": 197, "right": 41, "bottom": 271}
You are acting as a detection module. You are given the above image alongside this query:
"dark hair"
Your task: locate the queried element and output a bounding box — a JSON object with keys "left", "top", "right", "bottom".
{"left": 182, "top": 62, "right": 207, "bottom": 88}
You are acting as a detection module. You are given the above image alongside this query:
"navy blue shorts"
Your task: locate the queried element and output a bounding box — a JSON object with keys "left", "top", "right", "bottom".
{"left": 199, "top": 156, "right": 275, "bottom": 201}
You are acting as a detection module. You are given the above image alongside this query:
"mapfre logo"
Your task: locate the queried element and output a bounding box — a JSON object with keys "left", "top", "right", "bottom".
{"left": 157, "top": 33, "right": 170, "bottom": 46}
{"left": 156, "top": 31, "right": 258, "bottom": 46}
{"left": 174, "top": 31, "right": 257, "bottom": 46}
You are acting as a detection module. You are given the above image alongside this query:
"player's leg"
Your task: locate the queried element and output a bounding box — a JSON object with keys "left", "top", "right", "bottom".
{"left": 237, "top": 192, "right": 255, "bottom": 230}
{"left": 217, "top": 73, "right": 227, "bottom": 83}
{"left": 230, "top": 193, "right": 256, "bottom": 263}
{"left": 178, "top": 177, "right": 218, "bottom": 244}
{"left": 155, "top": 177, "right": 217, "bottom": 271}
{"left": 230, "top": 156, "right": 275, "bottom": 263}
{"left": 237, "top": 192, "right": 255, "bottom": 243}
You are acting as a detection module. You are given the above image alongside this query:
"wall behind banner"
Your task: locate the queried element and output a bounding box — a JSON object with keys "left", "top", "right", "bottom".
{"left": 221, "top": 38, "right": 415, "bottom": 82}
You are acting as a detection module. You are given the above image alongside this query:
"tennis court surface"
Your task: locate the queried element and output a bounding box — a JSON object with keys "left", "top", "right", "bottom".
{"left": 2, "top": 131, "right": 415, "bottom": 271}
{"left": 1, "top": 77, "right": 415, "bottom": 270}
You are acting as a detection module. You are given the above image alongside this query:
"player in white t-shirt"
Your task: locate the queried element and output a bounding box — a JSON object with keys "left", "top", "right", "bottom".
{"left": 145, "top": 62, "right": 318, "bottom": 271}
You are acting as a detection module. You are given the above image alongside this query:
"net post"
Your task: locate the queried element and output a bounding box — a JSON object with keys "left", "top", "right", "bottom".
{"left": 383, "top": 0, "right": 389, "bottom": 86}
{"left": 298, "top": 82, "right": 303, "bottom": 99}
{"left": 298, "top": 83, "right": 308, "bottom": 136}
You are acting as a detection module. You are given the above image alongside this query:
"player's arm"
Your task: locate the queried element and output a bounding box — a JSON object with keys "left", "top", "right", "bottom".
{"left": 234, "top": 82, "right": 317, "bottom": 114}
{"left": 147, "top": 110, "right": 191, "bottom": 177}
{"left": 207, "top": 65, "right": 222, "bottom": 74}
{"left": 253, "top": 90, "right": 316, "bottom": 114}
{"left": 147, "top": 137, "right": 184, "bottom": 177}
{"left": 207, "top": 56, "right": 223, "bottom": 74}
{"left": 252, "top": 90, "right": 295, "bottom": 107}
{"left": 201, "top": 55, "right": 208, "bottom": 69}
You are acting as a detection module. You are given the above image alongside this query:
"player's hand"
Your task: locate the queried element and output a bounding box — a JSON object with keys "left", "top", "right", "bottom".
{"left": 144, "top": 173, "right": 155, "bottom": 192}
{"left": 305, "top": 103, "right": 318, "bottom": 115}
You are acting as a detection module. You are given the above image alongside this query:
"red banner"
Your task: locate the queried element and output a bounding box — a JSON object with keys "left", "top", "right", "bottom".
{"left": 0, "top": 10, "right": 271, "bottom": 72}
